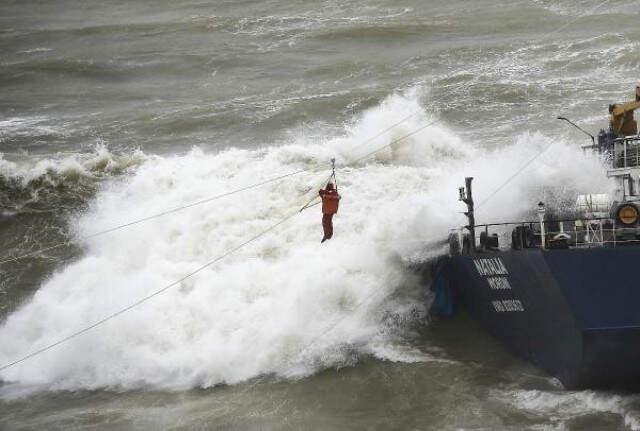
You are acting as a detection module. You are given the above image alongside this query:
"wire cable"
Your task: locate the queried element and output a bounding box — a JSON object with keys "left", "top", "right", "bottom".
{"left": 0, "top": 112, "right": 427, "bottom": 266}
{"left": 0, "top": 0, "right": 615, "bottom": 378}
{"left": 0, "top": 210, "right": 300, "bottom": 372}
{"left": 0, "top": 170, "right": 308, "bottom": 266}
{"left": 468, "top": 0, "right": 614, "bottom": 210}
{"left": 349, "top": 118, "right": 439, "bottom": 165}
{"left": 298, "top": 117, "right": 441, "bottom": 212}
{"left": 190, "top": 1, "right": 620, "bottom": 389}
{"left": 543, "top": 0, "right": 613, "bottom": 43}
{"left": 0, "top": 116, "right": 440, "bottom": 372}
{"left": 475, "top": 140, "right": 556, "bottom": 210}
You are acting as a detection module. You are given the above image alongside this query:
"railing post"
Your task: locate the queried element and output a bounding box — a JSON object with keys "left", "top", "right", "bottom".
{"left": 599, "top": 219, "right": 604, "bottom": 246}
{"left": 537, "top": 202, "right": 546, "bottom": 249}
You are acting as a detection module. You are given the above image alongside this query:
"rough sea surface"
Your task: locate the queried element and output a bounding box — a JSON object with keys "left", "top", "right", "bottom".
{"left": 1, "top": 0, "right": 640, "bottom": 429}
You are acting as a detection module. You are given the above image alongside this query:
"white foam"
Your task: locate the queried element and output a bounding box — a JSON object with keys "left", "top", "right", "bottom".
{"left": 16, "top": 47, "right": 53, "bottom": 54}
{"left": 532, "top": 0, "right": 639, "bottom": 17}
{"left": 0, "top": 144, "right": 145, "bottom": 185}
{"left": 0, "top": 116, "right": 58, "bottom": 138}
{"left": 493, "top": 389, "right": 640, "bottom": 430}
{"left": 0, "top": 91, "right": 611, "bottom": 391}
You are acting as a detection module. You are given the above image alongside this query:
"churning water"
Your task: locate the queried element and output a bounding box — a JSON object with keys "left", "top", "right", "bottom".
{"left": 1, "top": 0, "right": 640, "bottom": 429}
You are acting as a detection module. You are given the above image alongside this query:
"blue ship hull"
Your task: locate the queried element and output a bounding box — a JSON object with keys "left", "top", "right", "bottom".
{"left": 431, "top": 245, "right": 640, "bottom": 390}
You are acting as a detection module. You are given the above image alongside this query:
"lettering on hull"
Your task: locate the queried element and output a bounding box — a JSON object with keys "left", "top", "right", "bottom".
{"left": 492, "top": 299, "right": 525, "bottom": 312}
{"left": 473, "top": 257, "right": 525, "bottom": 313}
{"left": 487, "top": 276, "right": 512, "bottom": 290}
{"left": 473, "top": 258, "right": 509, "bottom": 276}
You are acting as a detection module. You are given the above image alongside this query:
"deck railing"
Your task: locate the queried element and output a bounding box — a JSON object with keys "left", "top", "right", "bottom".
{"left": 451, "top": 217, "right": 640, "bottom": 252}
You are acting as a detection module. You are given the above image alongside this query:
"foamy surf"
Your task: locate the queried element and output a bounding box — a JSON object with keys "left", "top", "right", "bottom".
{"left": 492, "top": 388, "right": 640, "bottom": 430}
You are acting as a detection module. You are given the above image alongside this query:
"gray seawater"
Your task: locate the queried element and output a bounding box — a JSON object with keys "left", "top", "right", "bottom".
{"left": 2, "top": 0, "right": 640, "bottom": 429}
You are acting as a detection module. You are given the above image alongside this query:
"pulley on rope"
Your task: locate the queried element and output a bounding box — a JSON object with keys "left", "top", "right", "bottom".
{"left": 330, "top": 158, "right": 338, "bottom": 191}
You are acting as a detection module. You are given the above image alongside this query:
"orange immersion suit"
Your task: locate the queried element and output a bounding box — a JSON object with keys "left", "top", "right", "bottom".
{"left": 319, "top": 183, "right": 340, "bottom": 243}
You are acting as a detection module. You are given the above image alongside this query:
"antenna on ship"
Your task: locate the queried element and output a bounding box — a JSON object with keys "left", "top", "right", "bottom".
{"left": 458, "top": 177, "right": 476, "bottom": 253}
{"left": 557, "top": 116, "right": 595, "bottom": 145}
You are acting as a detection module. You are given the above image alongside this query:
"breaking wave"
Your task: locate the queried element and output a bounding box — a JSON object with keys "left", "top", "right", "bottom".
{"left": 0, "top": 92, "right": 610, "bottom": 392}
{"left": 0, "top": 145, "right": 144, "bottom": 215}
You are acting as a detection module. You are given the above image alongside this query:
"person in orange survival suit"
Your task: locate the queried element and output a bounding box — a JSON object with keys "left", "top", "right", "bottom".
{"left": 319, "top": 182, "right": 341, "bottom": 243}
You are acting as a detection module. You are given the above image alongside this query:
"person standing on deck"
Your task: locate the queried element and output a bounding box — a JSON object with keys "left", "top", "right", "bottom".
{"left": 319, "top": 182, "right": 340, "bottom": 243}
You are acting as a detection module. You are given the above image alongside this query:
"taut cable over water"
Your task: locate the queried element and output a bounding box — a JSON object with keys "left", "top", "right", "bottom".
{"left": 0, "top": 110, "right": 425, "bottom": 267}
{"left": 0, "top": 0, "right": 620, "bottom": 381}
{"left": 0, "top": 117, "right": 439, "bottom": 372}
{"left": 0, "top": 105, "right": 595, "bottom": 372}
{"left": 3, "top": 0, "right": 640, "bottom": 428}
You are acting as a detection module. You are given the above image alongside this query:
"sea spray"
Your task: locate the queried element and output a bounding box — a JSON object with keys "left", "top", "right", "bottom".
{"left": 0, "top": 93, "right": 611, "bottom": 391}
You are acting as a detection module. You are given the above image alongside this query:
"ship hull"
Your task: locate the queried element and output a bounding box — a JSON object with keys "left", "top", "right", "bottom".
{"left": 431, "top": 245, "right": 640, "bottom": 390}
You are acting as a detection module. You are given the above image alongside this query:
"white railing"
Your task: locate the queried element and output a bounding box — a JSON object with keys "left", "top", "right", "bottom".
{"left": 450, "top": 217, "right": 640, "bottom": 252}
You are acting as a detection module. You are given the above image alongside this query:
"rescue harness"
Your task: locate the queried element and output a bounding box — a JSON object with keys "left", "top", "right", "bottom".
{"left": 299, "top": 158, "right": 339, "bottom": 213}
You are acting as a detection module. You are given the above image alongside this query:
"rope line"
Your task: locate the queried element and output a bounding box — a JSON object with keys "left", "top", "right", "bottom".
{"left": 2, "top": 0, "right": 607, "bottom": 370}
{"left": 343, "top": 109, "right": 425, "bottom": 153}
{"left": 171, "top": 1, "right": 622, "bottom": 386}
{"left": 0, "top": 116, "right": 441, "bottom": 372}
{"left": 298, "top": 172, "right": 334, "bottom": 213}
{"left": 298, "top": 117, "right": 440, "bottom": 212}
{"left": 467, "top": 0, "right": 613, "bottom": 211}
{"left": 4, "top": 0, "right": 605, "bottom": 266}
{"left": 0, "top": 170, "right": 308, "bottom": 266}
{"left": 475, "top": 140, "right": 555, "bottom": 210}
{"left": 349, "top": 118, "right": 439, "bottom": 165}
{"left": 0, "top": 112, "right": 427, "bottom": 267}
{"left": 0, "top": 210, "right": 300, "bottom": 372}
{"left": 543, "top": 0, "right": 613, "bottom": 43}
{"left": 0, "top": 0, "right": 613, "bottom": 379}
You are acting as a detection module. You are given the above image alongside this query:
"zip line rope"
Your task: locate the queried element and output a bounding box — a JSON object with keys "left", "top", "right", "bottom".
{"left": 0, "top": 210, "right": 300, "bottom": 372}
{"left": 475, "top": 140, "right": 556, "bottom": 210}
{"left": 0, "top": 85, "right": 599, "bottom": 375}
{"left": 0, "top": 116, "right": 440, "bottom": 372}
{"left": 3, "top": 0, "right": 604, "bottom": 265}
{"left": 299, "top": 118, "right": 441, "bottom": 212}
{"left": 350, "top": 118, "right": 439, "bottom": 165}
{"left": 467, "top": 0, "right": 612, "bottom": 208}
{"left": 0, "top": 0, "right": 610, "bottom": 371}
{"left": 298, "top": 171, "right": 334, "bottom": 213}
{"left": 437, "top": 1, "right": 615, "bottom": 219}
{"left": 0, "top": 0, "right": 612, "bottom": 378}
{"left": 141, "top": 1, "right": 625, "bottom": 381}
{"left": 0, "top": 94, "right": 596, "bottom": 372}
{"left": 0, "top": 110, "right": 426, "bottom": 267}
{"left": 0, "top": 170, "right": 308, "bottom": 266}
{"left": 541, "top": 0, "right": 613, "bottom": 44}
